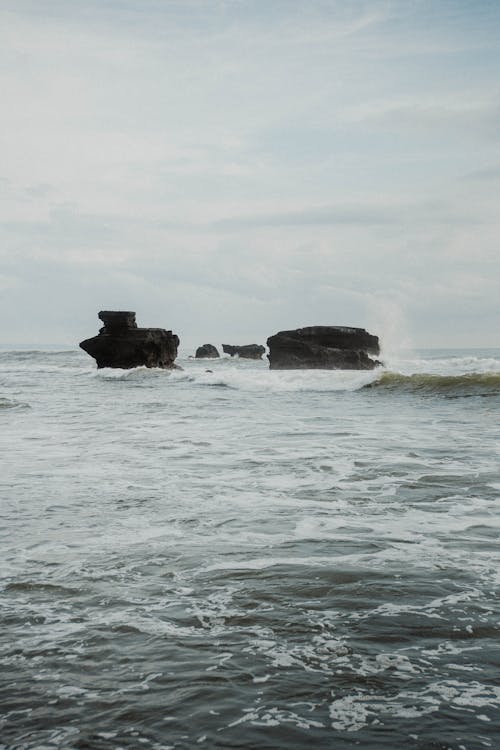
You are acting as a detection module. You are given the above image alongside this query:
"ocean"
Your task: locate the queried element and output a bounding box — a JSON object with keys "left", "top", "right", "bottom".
{"left": 1, "top": 346, "right": 499, "bottom": 750}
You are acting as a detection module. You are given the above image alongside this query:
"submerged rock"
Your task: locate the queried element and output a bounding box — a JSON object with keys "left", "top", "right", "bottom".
{"left": 80, "top": 311, "right": 180, "bottom": 369}
{"left": 222, "top": 344, "right": 266, "bottom": 360}
{"left": 267, "top": 326, "right": 380, "bottom": 370}
{"left": 195, "top": 344, "right": 220, "bottom": 359}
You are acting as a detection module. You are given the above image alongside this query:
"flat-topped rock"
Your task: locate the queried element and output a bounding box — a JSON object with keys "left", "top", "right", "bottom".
{"left": 267, "top": 326, "right": 381, "bottom": 370}
{"left": 80, "top": 311, "right": 179, "bottom": 369}
{"left": 98, "top": 310, "right": 137, "bottom": 332}
{"left": 222, "top": 344, "right": 266, "bottom": 360}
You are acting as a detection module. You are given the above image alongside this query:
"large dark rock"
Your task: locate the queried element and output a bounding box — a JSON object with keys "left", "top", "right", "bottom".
{"left": 222, "top": 344, "right": 266, "bottom": 360}
{"left": 80, "top": 311, "right": 180, "bottom": 369}
{"left": 195, "top": 344, "right": 220, "bottom": 359}
{"left": 267, "top": 326, "right": 381, "bottom": 370}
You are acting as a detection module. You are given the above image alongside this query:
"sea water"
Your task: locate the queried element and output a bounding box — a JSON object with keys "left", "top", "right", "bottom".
{"left": 1, "top": 347, "right": 499, "bottom": 749}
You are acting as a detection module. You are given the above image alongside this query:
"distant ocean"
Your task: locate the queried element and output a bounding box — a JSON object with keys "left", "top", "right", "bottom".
{"left": 1, "top": 347, "right": 499, "bottom": 750}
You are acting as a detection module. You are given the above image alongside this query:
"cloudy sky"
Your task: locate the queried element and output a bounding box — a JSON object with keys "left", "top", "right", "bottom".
{"left": 1, "top": 0, "right": 499, "bottom": 350}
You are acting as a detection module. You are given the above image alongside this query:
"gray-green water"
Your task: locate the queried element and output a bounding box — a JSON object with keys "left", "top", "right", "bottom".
{"left": 1, "top": 348, "right": 499, "bottom": 749}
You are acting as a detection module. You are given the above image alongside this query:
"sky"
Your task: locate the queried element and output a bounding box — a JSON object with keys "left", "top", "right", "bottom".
{"left": 1, "top": 0, "right": 499, "bottom": 351}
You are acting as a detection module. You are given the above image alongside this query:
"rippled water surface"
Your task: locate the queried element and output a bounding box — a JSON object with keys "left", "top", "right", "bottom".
{"left": 1, "top": 347, "right": 499, "bottom": 749}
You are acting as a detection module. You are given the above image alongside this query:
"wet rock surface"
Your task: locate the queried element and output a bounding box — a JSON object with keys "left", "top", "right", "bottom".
{"left": 80, "top": 311, "right": 180, "bottom": 369}
{"left": 267, "top": 326, "right": 380, "bottom": 370}
{"left": 222, "top": 344, "right": 266, "bottom": 359}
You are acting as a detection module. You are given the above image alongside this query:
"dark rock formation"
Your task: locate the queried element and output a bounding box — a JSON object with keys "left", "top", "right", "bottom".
{"left": 80, "top": 311, "right": 180, "bottom": 369}
{"left": 267, "top": 326, "right": 381, "bottom": 370}
{"left": 222, "top": 344, "right": 266, "bottom": 360}
{"left": 195, "top": 344, "right": 220, "bottom": 359}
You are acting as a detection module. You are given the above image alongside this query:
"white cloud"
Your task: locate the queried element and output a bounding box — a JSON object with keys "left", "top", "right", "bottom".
{"left": 0, "top": 0, "right": 499, "bottom": 347}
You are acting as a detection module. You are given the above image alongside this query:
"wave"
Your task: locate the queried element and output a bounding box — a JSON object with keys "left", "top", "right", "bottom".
{"left": 2, "top": 348, "right": 500, "bottom": 398}
{"left": 93, "top": 366, "right": 174, "bottom": 380}
{"left": 173, "top": 366, "right": 500, "bottom": 397}
{"left": 181, "top": 367, "right": 380, "bottom": 392}
{"left": 0, "top": 349, "right": 79, "bottom": 360}
{"left": 366, "top": 371, "right": 500, "bottom": 397}
{"left": 381, "top": 353, "right": 500, "bottom": 376}
{"left": 0, "top": 397, "right": 30, "bottom": 410}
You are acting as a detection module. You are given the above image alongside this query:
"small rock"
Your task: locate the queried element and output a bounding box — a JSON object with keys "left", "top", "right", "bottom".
{"left": 195, "top": 344, "right": 220, "bottom": 359}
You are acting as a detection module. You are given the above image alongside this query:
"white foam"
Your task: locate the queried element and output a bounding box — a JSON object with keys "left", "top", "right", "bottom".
{"left": 329, "top": 679, "right": 500, "bottom": 733}
{"left": 383, "top": 352, "right": 500, "bottom": 377}
{"left": 182, "top": 364, "right": 382, "bottom": 393}
{"left": 1, "top": 345, "right": 499, "bottom": 746}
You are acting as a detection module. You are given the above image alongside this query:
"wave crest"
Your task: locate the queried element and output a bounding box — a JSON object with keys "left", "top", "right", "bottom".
{"left": 366, "top": 371, "right": 500, "bottom": 396}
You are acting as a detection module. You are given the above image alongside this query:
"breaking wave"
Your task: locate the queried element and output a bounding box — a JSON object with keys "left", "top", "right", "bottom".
{"left": 366, "top": 371, "right": 500, "bottom": 397}
{"left": 167, "top": 358, "right": 500, "bottom": 397}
